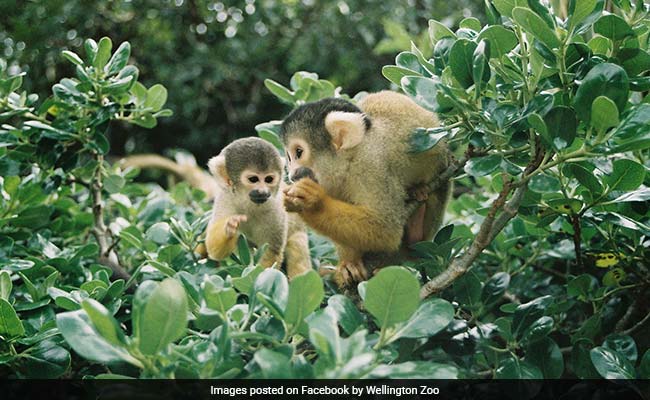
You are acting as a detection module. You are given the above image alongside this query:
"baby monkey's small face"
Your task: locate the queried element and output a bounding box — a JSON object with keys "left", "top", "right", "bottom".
{"left": 239, "top": 168, "right": 280, "bottom": 204}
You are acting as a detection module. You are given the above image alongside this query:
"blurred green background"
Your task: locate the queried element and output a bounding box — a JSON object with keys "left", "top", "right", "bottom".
{"left": 0, "top": 0, "right": 482, "bottom": 164}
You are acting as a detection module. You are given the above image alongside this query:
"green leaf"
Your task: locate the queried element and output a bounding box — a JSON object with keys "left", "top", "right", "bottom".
{"left": 144, "top": 84, "right": 168, "bottom": 112}
{"left": 370, "top": 361, "right": 458, "bottom": 379}
{"left": 93, "top": 37, "right": 113, "bottom": 70}
{"left": 392, "top": 298, "right": 454, "bottom": 340}
{"left": 572, "top": 339, "right": 600, "bottom": 378}
{"left": 105, "top": 42, "right": 131, "bottom": 76}
{"left": 137, "top": 278, "right": 188, "bottom": 355}
{"left": 460, "top": 17, "right": 482, "bottom": 31}
{"left": 364, "top": 266, "right": 420, "bottom": 327}
{"left": 145, "top": 222, "right": 171, "bottom": 244}
{"left": 606, "top": 159, "right": 645, "bottom": 192}
{"left": 591, "top": 96, "right": 619, "bottom": 132}
{"left": 611, "top": 104, "right": 650, "bottom": 151}
{"left": 103, "top": 174, "right": 125, "bottom": 194}
{"left": 20, "top": 340, "right": 70, "bottom": 378}
{"left": 496, "top": 356, "right": 543, "bottom": 378}
{"left": 594, "top": 14, "right": 635, "bottom": 40}
{"left": 543, "top": 106, "right": 577, "bottom": 150}
{"left": 569, "top": 0, "right": 597, "bottom": 29}
{"left": 526, "top": 337, "right": 564, "bottom": 378}
{"left": 573, "top": 63, "right": 629, "bottom": 123}
{"left": 464, "top": 154, "right": 502, "bottom": 177}
{"left": 0, "top": 271, "right": 11, "bottom": 300}
{"left": 512, "top": 295, "right": 552, "bottom": 339}
{"left": 529, "top": 174, "right": 560, "bottom": 193}
{"left": 512, "top": 7, "right": 561, "bottom": 49}
{"left": 56, "top": 310, "right": 141, "bottom": 367}
{"left": 590, "top": 346, "right": 636, "bottom": 379}
{"left": 428, "top": 19, "right": 456, "bottom": 45}
{"left": 84, "top": 38, "right": 98, "bottom": 63}
{"left": 566, "top": 163, "right": 602, "bottom": 195}
{"left": 382, "top": 66, "right": 421, "bottom": 86}
{"left": 264, "top": 79, "right": 295, "bottom": 105}
{"left": 472, "top": 40, "right": 490, "bottom": 97}
{"left": 449, "top": 39, "right": 477, "bottom": 88}
{"left": 603, "top": 334, "right": 637, "bottom": 363}
{"left": 254, "top": 269, "right": 289, "bottom": 311}
{"left": 400, "top": 76, "right": 439, "bottom": 112}
{"left": 588, "top": 35, "right": 613, "bottom": 56}
{"left": 204, "top": 282, "right": 237, "bottom": 315}
{"left": 131, "top": 113, "right": 156, "bottom": 128}
{"left": 284, "top": 270, "right": 324, "bottom": 329}
{"left": 567, "top": 274, "right": 598, "bottom": 300}
{"left": 0, "top": 298, "right": 24, "bottom": 338}
{"left": 481, "top": 272, "right": 510, "bottom": 305}
{"left": 232, "top": 265, "right": 264, "bottom": 294}
{"left": 477, "top": 26, "right": 518, "bottom": 58}
{"left": 326, "top": 295, "right": 364, "bottom": 335}
{"left": 409, "top": 127, "right": 449, "bottom": 153}
{"left": 253, "top": 348, "right": 292, "bottom": 379}
{"left": 492, "top": 0, "right": 525, "bottom": 17}
{"left": 453, "top": 271, "right": 482, "bottom": 309}
{"left": 81, "top": 299, "right": 126, "bottom": 347}
{"left": 521, "top": 316, "right": 554, "bottom": 344}
{"left": 639, "top": 349, "right": 650, "bottom": 379}
{"left": 61, "top": 50, "right": 84, "bottom": 66}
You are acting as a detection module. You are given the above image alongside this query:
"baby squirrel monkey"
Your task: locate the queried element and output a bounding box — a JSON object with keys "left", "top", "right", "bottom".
{"left": 204, "top": 137, "right": 311, "bottom": 279}
{"left": 281, "top": 91, "right": 451, "bottom": 287}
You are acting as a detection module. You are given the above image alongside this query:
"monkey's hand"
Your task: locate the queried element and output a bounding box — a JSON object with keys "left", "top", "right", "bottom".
{"left": 407, "top": 183, "right": 430, "bottom": 202}
{"left": 284, "top": 179, "right": 326, "bottom": 213}
{"left": 225, "top": 214, "right": 247, "bottom": 238}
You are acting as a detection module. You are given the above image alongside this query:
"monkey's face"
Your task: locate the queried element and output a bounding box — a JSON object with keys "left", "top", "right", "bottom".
{"left": 281, "top": 98, "right": 371, "bottom": 187}
{"left": 285, "top": 137, "right": 319, "bottom": 182}
{"left": 238, "top": 168, "right": 280, "bottom": 205}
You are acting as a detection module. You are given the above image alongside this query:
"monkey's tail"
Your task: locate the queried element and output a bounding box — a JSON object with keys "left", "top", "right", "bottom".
{"left": 118, "top": 154, "right": 219, "bottom": 199}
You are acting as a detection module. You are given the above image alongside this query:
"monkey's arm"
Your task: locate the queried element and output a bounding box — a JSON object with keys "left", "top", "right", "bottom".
{"left": 205, "top": 216, "right": 240, "bottom": 260}
{"left": 285, "top": 180, "right": 402, "bottom": 252}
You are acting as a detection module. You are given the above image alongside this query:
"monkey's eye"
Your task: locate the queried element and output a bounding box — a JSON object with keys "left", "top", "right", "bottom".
{"left": 264, "top": 176, "right": 274, "bottom": 184}
{"left": 248, "top": 176, "right": 259, "bottom": 183}
{"left": 295, "top": 147, "right": 303, "bottom": 159}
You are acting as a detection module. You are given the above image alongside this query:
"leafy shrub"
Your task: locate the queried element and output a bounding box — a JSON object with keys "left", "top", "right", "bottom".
{"left": 1, "top": 0, "right": 649, "bottom": 380}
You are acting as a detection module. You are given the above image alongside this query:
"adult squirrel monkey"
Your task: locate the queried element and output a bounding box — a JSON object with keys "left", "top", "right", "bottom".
{"left": 281, "top": 91, "right": 452, "bottom": 287}
{"left": 204, "top": 137, "right": 311, "bottom": 279}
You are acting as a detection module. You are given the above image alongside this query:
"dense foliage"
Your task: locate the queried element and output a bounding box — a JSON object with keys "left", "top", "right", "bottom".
{"left": 1, "top": 0, "right": 649, "bottom": 381}
{"left": 0, "top": 0, "right": 482, "bottom": 164}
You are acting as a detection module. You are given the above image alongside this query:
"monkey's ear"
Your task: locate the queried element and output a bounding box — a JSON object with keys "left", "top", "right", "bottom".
{"left": 207, "top": 155, "right": 231, "bottom": 186}
{"left": 324, "top": 111, "right": 366, "bottom": 151}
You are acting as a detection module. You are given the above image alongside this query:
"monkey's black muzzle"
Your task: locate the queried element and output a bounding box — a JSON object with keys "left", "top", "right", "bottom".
{"left": 291, "top": 167, "right": 318, "bottom": 183}
{"left": 249, "top": 190, "right": 271, "bottom": 204}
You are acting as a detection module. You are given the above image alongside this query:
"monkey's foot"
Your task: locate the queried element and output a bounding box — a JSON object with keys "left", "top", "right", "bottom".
{"left": 408, "top": 183, "right": 430, "bottom": 202}
{"left": 318, "top": 264, "right": 337, "bottom": 277}
{"left": 334, "top": 261, "right": 369, "bottom": 288}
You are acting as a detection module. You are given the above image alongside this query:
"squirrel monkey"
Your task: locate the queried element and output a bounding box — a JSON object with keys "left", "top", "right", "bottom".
{"left": 204, "top": 137, "right": 311, "bottom": 279}
{"left": 281, "top": 91, "right": 451, "bottom": 287}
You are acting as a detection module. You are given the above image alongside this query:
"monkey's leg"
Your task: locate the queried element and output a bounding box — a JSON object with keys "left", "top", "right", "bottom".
{"left": 205, "top": 216, "right": 240, "bottom": 260}
{"left": 258, "top": 247, "right": 284, "bottom": 270}
{"left": 284, "top": 231, "right": 312, "bottom": 279}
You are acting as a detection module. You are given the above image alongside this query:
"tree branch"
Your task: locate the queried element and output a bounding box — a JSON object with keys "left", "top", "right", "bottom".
{"left": 420, "top": 180, "right": 528, "bottom": 298}
{"left": 91, "top": 155, "right": 131, "bottom": 281}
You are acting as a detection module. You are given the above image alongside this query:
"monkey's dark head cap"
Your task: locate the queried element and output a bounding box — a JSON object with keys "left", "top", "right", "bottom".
{"left": 222, "top": 137, "right": 282, "bottom": 178}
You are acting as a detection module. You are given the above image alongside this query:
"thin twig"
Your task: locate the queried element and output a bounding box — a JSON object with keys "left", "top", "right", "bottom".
{"left": 91, "top": 155, "right": 130, "bottom": 281}
{"left": 622, "top": 310, "right": 650, "bottom": 336}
